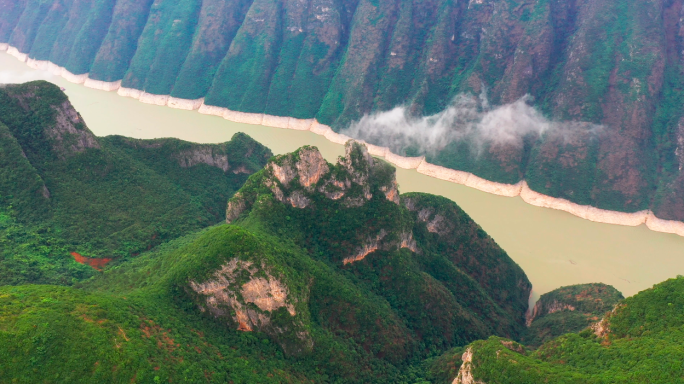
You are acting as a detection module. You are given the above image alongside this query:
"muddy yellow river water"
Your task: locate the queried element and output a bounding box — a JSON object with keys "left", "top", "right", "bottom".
{"left": 2, "top": 52, "right": 683, "bottom": 305}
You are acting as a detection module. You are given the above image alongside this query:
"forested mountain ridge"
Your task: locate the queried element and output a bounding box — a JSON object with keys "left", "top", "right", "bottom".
{"left": 2, "top": 81, "right": 683, "bottom": 383}
{"left": 0, "top": 80, "right": 271, "bottom": 285}
{"left": 0, "top": 83, "right": 536, "bottom": 382}
{"left": 4, "top": 0, "right": 684, "bottom": 222}
{"left": 222, "top": 140, "right": 532, "bottom": 343}
{"left": 522, "top": 283, "right": 624, "bottom": 347}
{"left": 432, "top": 277, "right": 684, "bottom": 384}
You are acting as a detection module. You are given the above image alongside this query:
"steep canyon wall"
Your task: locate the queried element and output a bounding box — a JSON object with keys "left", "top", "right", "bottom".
{"left": 3, "top": 0, "right": 684, "bottom": 233}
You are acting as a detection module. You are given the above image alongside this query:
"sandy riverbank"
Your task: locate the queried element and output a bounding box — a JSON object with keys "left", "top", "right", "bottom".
{"left": 4, "top": 44, "right": 684, "bottom": 237}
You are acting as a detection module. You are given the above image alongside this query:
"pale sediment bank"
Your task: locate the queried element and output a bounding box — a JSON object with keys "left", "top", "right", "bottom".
{"left": 167, "top": 96, "right": 204, "bottom": 111}
{"left": 4, "top": 44, "right": 684, "bottom": 237}
{"left": 83, "top": 78, "right": 121, "bottom": 92}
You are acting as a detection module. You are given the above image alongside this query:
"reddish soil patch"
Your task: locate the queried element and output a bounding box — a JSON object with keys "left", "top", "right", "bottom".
{"left": 71, "top": 252, "right": 113, "bottom": 271}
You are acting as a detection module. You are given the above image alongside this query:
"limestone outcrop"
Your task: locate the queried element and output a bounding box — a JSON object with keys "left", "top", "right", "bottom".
{"left": 175, "top": 147, "right": 230, "bottom": 172}
{"left": 452, "top": 348, "right": 485, "bottom": 384}
{"left": 526, "top": 300, "right": 576, "bottom": 326}
{"left": 46, "top": 101, "right": 100, "bottom": 158}
{"left": 406, "top": 201, "right": 454, "bottom": 236}
{"left": 189, "top": 258, "right": 313, "bottom": 355}
{"left": 226, "top": 141, "right": 401, "bottom": 222}
{"left": 225, "top": 141, "right": 426, "bottom": 267}
{"left": 225, "top": 192, "right": 246, "bottom": 223}
{"left": 343, "top": 230, "right": 387, "bottom": 265}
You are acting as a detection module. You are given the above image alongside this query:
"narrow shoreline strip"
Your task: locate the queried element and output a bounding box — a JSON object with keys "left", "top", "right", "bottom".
{"left": 4, "top": 44, "right": 683, "bottom": 237}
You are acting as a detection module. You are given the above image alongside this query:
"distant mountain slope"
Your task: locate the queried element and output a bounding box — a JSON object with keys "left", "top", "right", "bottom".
{"left": 4, "top": 0, "right": 684, "bottom": 220}
{"left": 523, "top": 283, "right": 624, "bottom": 347}
{"left": 0, "top": 80, "right": 271, "bottom": 284}
{"left": 434, "top": 277, "right": 684, "bottom": 384}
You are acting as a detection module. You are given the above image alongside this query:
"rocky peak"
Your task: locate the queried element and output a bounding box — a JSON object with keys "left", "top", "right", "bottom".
{"left": 267, "top": 146, "right": 329, "bottom": 189}
{"left": 226, "top": 141, "right": 400, "bottom": 223}
{"left": 296, "top": 147, "right": 330, "bottom": 189}
{"left": 45, "top": 101, "right": 100, "bottom": 159}
{"left": 339, "top": 140, "right": 375, "bottom": 184}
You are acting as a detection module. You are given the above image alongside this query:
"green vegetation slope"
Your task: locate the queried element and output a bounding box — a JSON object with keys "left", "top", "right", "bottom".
{"left": 0, "top": 135, "right": 533, "bottom": 382}
{"left": 523, "top": 283, "right": 624, "bottom": 347}
{"left": 431, "top": 278, "right": 684, "bottom": 383}
{"left": 0, "top": 80, "right": 271, "bottom": 285}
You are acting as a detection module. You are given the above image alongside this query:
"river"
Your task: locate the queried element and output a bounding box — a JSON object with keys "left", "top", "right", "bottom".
{"left": 2, "top": 52, "right": 683, "bottom": 305}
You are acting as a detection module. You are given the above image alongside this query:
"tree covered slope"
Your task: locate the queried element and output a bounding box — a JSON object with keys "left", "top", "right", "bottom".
{"left": 220, "top": 140, "right": 532, "bottom": 346}
{"left": 429, "top": 278, "right": 684, "bottom": 384}
{"left": 3, "top": 80, "right": 684, "bottom": 383}
{"left": 0, "top": 129, "right": 534, "bottom": 382}
{"left": 4, "top": 0, "right": 684, "bottom": 219}
{"left": 0, "top": 80, "right": 271, "bottom": 285}
{"left": 522, "top": 283, "right": 624, "bottom": 347}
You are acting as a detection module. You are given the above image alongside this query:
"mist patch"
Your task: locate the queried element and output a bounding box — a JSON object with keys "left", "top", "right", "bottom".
{"left": 342, "top": 93, "right": 602, "bottom": 157}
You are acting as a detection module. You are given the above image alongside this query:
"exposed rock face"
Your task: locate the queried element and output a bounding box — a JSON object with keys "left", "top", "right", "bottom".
{"left": 225, "top": 192, "right": 246, "bottom": 223}
{"left": 526, "top": 299, "right": 577, "bottom": 327}
{"left": 341, "top": 228, "right": 418, "bottom": 265}
{"left": 44, "top": 101, "right": 100, "bottom": 158}
{"left": 295, "top": 148, "right": 329, "bottom": 189}
{"left": 590, "top": 302, "right": 625, "bottom": 339}
{"left": 343, "top": 230, "right": 387, "bottom": 265}
{"left": 340, "top": 140, "right": 374, "bottom": 184}
{"left": 264, "top": 146, "right": 329, "bottom": 208}
{"left": 106, "top": 134, "right": 272, "bottom": 187}
{"left": 380, "top": 179, "right": 401, "bottom": 205}
{"left": 269, "top": 158, "right": 296, "bottom": 187}
{"left": 253, "top": 141, "right": 400, "bottom": 210}
{"left": 523, "top": 283, "right": 624, "bottom": 346}
{"left": 399, "top": 231, "right": 419, "bottom": 253}
{"left": 452, "top": 348, "right": 485, "bottom": 384}
{"left": 410, "top": 204, "right": 453, "bottom": 236}
{"left": 286, "top": 190, "right": 311, "bottom": 209}
{"left": 319, "top": 176, "right": 349, "bottom": 200}
{"left": 190, "top": 259, "right": 296, "bottom": 323}
{"left": 590, "top": 316, "right": 611, "bottom": 339}
{"left": 189, "top": 258, "right": 313, "bottom": 355}
{"left": 176, "top": 147, "right": 230, "bottom": 172}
